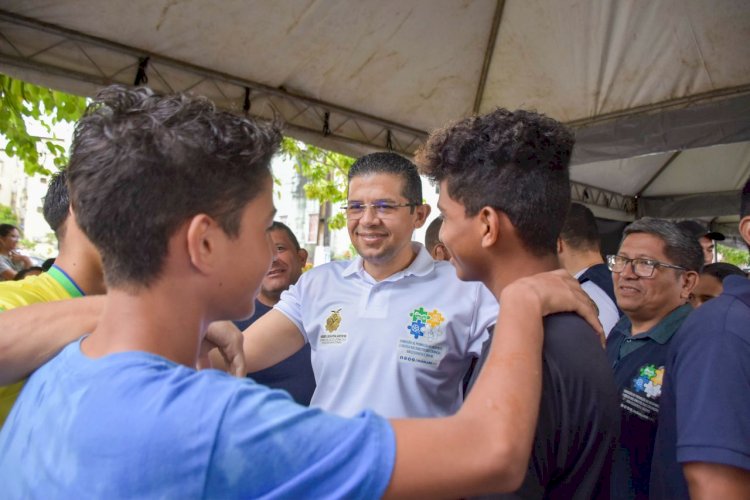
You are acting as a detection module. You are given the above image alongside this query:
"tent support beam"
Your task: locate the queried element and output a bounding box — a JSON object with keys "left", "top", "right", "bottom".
{"left": 0, "top": 9, "right": 428, "bottom": 157}
{"left": 636, "top": 151, "right": 682, "bottom": 198}
{"left": 472, "top": 0, "right": 505, "bottom": 114}
{"left": 571, "top": 181, "right": 636, "bottom": 215}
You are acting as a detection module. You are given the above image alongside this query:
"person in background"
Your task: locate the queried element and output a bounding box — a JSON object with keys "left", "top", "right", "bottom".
{"left": 13, "top": 267, "right": 44, "bottom": 281}
{"left": 651, "top": 178, "right": 750, "bottom": 499}
{"left": 688, "top": 262, "right": 747, "bottom": 308}
{"left": 0, "top": 224, "right": 32, "bottom": 281}
{"left": 0, "top": 170, "right": 105, "bottom": 426}
{"left": 234, "top": 221, "right": 314, "bottom": 405}
{"left": 558, "top": 203, "right": 621, "bottom": 336}
{"left": 424, "top": 216, "right": 450, "bottom": 261}
{"left": 606, "top": 217, "right": 702, "bottom": 499}
{"left": 676, "top": 219, "right": 725, "bottom": 266}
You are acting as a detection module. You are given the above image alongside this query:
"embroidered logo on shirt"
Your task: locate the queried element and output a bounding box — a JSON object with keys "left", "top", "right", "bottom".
{"left": 631, "top": 364, "right": 665, "bottom": 400}
{"left": 399, "top": 307, "right": 448, "bottom": 367}
{"left": 407, "top": 307, "right": 445, "bottom": 340}
{"left": 325, "top": 309, "right": 342, "bottom": 333}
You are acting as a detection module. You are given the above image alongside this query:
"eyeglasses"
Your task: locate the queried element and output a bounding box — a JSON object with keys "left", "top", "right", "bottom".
{"left": 606, "top": 254, "right": 687, "bottom": 278}
{"left": 341, "top": 201, "right": 418, "bottom": 220}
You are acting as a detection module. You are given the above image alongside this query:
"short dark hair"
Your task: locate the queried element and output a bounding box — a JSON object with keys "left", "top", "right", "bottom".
{"left": 701, "top": 262, "right": 747, "bottom": 281}
{"left": 68, "top": 85, "right": 281, "bottom": 288}
{"left": 269, "top": 221, "right": 301, "bottom": 251}
{"left": 43, "top": 170, "right": 71, "bottom": 239}
{"left": 415, "top": 108, "right": 574, "bottom": 256}
{"left": 560, "top": 203, "right": 601, "bottom": 251}
{"left": 348, "top": 152, "right": 422, "bottom": 205}
{"left": 622, "top": 217, "right": 703, "bottom": 273}
{"left": 425, "top": 217, "right": 443, "bottom": 253}
{"left": 0, "top": 224, "right": 19, "bottom": 238}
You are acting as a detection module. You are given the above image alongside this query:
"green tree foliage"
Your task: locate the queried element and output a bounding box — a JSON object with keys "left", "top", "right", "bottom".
{"left": 0, "top": 75, "right": 87, "bottom": 176}
{"left": 279, "top": 137, "right": 355, "bottom": 230}
{"left": 717, "top": 243, "right": 749, "bottom": 267}
{"left": 0, "top": 203, "right": 19, "bottom": 226}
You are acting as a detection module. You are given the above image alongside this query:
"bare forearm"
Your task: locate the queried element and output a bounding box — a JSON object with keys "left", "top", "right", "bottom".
{"left": 685, "top": 462, "right": 750, "bottom": 499}
{"left": 0, "top": 296, "right": 104, "bottom": 384}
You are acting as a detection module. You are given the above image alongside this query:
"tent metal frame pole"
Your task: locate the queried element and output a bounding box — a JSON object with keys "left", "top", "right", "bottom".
{"left": 0, "top": 9, "right": 428, "bottom": 156}
{"left": 571, "top": 181, "right": 636, "bottom": 214}
{"left": 472, "top": 0, "right": 505, "bottom": 114}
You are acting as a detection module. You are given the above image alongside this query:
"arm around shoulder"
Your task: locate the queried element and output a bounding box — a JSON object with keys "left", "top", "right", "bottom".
{"left": 0, "top": 295, "right": 104, "bottom": 384}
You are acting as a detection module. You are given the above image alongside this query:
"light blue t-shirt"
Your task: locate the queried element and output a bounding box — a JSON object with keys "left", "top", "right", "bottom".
{"left": 0, "top": 338, "right": 396, "bottom": 498}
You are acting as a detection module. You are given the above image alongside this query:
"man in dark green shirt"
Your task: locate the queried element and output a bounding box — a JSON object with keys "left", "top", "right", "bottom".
{"left": 605, "top": 217, "right": 702, "bottom": 499}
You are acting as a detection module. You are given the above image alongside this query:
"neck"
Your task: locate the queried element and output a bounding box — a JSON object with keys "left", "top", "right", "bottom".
{"left": 257, "top": 291, "right": 279, "bottom": 308}
{"left": 564, "top": 250, "right": 605, "bottom": 276}
{"left": 485, "top": 251, "right": 560, "bottom": 299}
{"left": 54, "top": 247, "right": 106, "bottom": 296}
{"left": 80, "top": 280, "right": 206, "bottom": 368}
{"left": 363, "top": 244, "right": 418, "bottom": 281}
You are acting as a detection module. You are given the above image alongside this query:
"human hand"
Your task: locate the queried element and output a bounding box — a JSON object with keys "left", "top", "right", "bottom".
{"left": 197, "top": 321, "right": 246, "bottom": 376}
{"left": 10, "top": 251, "right": 32, "bottom": 267}
{"left": 501, "top": 269, "right": 605, "bottom": 346}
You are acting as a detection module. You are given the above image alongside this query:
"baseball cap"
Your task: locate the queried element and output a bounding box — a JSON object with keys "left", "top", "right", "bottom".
{"left": 677, "top": 220, "right": 725, "bottom": 241}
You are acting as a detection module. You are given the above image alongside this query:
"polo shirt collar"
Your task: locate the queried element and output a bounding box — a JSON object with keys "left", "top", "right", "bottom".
{"left": 342, "top": 242, "right": 435, "bottom": 282}
{"left": 616, "top": 303, "right": 693, "bottom": 344}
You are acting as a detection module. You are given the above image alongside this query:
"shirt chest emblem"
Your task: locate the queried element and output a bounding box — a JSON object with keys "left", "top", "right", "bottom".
{"left": 325, "top": 309, "right": 342, "bottom": 333}
{"left": 406, "top": 307, "right": 446, "bottom": 341}
{"left": 632, "top": 364, "right": 664, "bottom": 400}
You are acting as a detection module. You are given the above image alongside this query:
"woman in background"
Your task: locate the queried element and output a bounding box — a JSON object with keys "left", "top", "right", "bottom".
{"left": 0, "top": 224, "right": 32, "bottom": 281}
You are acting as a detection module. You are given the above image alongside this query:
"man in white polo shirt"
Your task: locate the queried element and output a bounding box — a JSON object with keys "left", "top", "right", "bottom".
{"left": 237, "top": 152, "right": 498, "bottom": 418}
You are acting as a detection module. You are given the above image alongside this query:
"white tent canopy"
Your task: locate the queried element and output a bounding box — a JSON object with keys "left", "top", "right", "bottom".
{"left": 1, "top": 0, "right": 749, "bottom": 233}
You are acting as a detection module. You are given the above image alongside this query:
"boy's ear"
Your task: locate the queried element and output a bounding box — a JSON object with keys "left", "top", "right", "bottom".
{"left": 478, "top": 206, "right": 501, "bottom": 248}
{"left": 186, "top": 214, "right": 219, "bottom": 274}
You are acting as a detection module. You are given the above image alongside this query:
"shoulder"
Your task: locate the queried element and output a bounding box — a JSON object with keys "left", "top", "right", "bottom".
{"left": 543, "top": 313, "right": 605, "bottom": 357}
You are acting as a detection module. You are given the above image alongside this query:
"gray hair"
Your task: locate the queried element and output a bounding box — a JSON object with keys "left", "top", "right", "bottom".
{"left": 622, "top": 217, "right": 703, "bottom": 272}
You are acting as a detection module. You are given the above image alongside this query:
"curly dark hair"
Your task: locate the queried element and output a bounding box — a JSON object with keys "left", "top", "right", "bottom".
{"left": 68, "top": 85, "right": 282, "bottom": 288}
{"left": 415, "top": 108, "right": 574, "bottom": 256}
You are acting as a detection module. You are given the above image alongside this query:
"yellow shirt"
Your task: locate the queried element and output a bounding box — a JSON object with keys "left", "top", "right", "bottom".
{"left": 0, "top": 266, "right": 84, "bottom": 426}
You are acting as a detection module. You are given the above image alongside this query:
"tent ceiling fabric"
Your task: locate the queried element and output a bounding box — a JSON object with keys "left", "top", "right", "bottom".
{"left": 1, "top": 0, "right": 749, "bottom": 223}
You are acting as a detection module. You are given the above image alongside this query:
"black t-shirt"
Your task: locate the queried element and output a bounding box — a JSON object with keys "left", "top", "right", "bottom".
{"left": 467, "top": 313, "right": 620, "bottom": 499}
{"left": 234, "top": 299, "right": 316, "bottom": 406}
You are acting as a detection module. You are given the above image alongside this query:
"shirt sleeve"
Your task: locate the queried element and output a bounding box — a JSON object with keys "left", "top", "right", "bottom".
{"left": 206, "top": 384, "right": 396, "bottom": 498}
{"left": 580, "top": 280, "right": 620, "bottom": 336}
{"left": 466, "top": 284, "right": 498, "bottom": 356}
{"left": 672, "top": 297, "right": 750, "bottom": 471}
{"left": 274, "top": 273, "right": 308, "bottom": 342}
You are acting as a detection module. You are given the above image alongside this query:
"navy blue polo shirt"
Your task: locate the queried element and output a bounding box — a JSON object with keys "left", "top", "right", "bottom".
{"left": 606, "top": 303, "right": 692, "bottom": 500}
{"left": 650, "top": 276, "right": 750, "bottom": 499}
{"left": 234, "top": 299, "right": 316, "bottom": 406}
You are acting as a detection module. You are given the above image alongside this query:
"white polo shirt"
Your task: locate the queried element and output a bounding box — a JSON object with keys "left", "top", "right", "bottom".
{"left": 275, "top": 243, "right": 498, "bottom": 418}
{"left": 575, "top": 268, "right": 620, "bottom": 337}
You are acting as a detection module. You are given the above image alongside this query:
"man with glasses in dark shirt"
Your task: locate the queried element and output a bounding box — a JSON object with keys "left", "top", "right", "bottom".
{"left": 605, "top": 217, "right": 702, "bottom": 499}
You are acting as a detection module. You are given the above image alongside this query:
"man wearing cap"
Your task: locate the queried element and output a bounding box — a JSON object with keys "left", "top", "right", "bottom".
{"left": 676, "top": 220, "right": 725, "bottom": 266}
